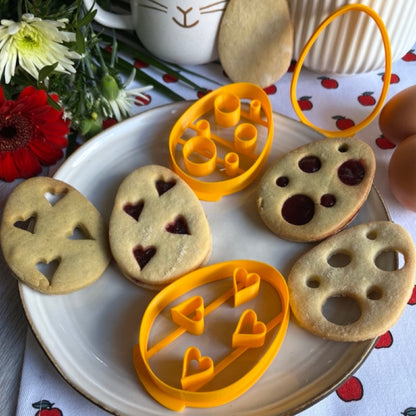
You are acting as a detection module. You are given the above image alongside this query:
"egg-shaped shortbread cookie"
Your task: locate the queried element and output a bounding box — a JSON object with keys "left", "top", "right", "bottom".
{"left": 1, "top": 177, "right": 111, "bottom": 294}
{"left": 109, "top": 165, "right": 211, "bottom": 289}
{"left": 257, "top": 137, "right": 375, "bottom": 242}
{"left": 288, "top": 221, "right": 416, "bottom": 342}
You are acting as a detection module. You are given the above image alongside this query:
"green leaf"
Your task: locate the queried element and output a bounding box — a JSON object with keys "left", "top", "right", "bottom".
{"left": 38, "top": 62, "right": 59, "bottom": 82}
{"left": 75, "top": 29, "right": 86, "bottom": 54}
{"left": 77, "top": 8, "right": 97, "bottom": 27}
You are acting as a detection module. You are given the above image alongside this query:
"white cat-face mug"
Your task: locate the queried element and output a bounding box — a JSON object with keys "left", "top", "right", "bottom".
{"left": 83, "top": 0, "right": 229, "bottom": 65}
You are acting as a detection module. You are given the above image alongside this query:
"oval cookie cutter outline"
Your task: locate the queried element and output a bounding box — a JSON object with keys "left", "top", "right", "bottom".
{"left": 290, "top": 3, "right": 392, "bottom": 138}
{"left": 133, "top": 260, "right": 290, "bottom": 411}
{"left": 168, "top": 83, "right": 274, "bottom": 201}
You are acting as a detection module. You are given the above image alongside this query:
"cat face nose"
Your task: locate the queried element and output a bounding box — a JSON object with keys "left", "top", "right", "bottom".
{"left": 174, "top": 6, "right": 199, "bottom": 28}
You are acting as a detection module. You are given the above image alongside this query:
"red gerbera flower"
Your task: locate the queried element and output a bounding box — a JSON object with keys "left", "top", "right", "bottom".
{"left": 0, "top": 85, "right": 69, "bottom": 182}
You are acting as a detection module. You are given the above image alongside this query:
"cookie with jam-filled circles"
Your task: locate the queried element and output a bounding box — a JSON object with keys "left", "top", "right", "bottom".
{"left": 257, "top": 137, "right": 375, "bottom": 242}
{"left": 109, "top": 165, "right": 211, "bottom": 289}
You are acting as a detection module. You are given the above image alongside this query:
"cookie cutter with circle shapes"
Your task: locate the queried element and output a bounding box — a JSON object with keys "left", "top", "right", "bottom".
{"left": 290, "top": 3, "right": 392, "bottom": 138}
{"left": 168, "top": 83, "right": 274, "bottom": 201}
{"left": 133, "top": 260, "right": 290, "bottom": 411}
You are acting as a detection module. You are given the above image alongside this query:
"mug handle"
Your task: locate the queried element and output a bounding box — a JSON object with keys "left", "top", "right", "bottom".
{"left": 83, "top": 0, "right": 134, "bottom": 30}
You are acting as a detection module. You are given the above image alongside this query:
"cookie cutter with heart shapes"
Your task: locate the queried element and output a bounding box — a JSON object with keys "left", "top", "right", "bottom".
{"left": 133, "top": 260, "right": 290, "bottom": 411}
{"left": 168, "top": 83, "right": 274, "bottom": 201}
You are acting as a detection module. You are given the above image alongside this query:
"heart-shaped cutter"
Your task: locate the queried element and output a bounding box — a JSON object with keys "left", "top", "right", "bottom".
{"left": 133, "top": 259, "right": 290, "bottom": 411}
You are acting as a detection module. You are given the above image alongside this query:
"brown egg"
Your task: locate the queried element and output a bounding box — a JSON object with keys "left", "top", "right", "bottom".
{"left": 388, "top": 134, "right": 416, "bottom": 211}
{"left": 379, "top": 85, "right": 416, "bottom": 145}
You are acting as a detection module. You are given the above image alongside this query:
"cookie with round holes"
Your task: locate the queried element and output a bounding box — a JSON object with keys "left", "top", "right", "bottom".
{"left": 257, "top": 136, "right": 376, "bottom": 242}
{"left": 0, "top": 177, "right": 111, "bottom": 294}
{"left": 288, "top": 221, "right": 416, "bottom": 342}
{"left": 109, "top": 165, "right": 211, "bottom": 289}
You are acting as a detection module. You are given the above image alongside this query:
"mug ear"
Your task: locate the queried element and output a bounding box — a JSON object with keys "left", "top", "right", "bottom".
{"left": 218, "top": 0, "right": 293, "bottom": 88}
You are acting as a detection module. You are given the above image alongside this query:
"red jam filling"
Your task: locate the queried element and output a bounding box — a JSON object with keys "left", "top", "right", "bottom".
{"left": 282, "top": 194, "right": 315, "bottom": 225}
{"left": 338, "top": 159, "right": 365, "bottom": 185}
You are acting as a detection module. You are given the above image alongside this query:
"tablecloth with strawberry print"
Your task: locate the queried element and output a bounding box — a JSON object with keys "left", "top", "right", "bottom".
{"left": 16, "top": 44, "right": 416, "bottom": 416}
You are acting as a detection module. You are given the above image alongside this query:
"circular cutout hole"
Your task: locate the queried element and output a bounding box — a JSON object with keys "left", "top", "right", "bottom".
{"left": 366, "top": 230, "right": 377, "bottom": 240}
{"left": 322, "top": 295, "right": 361, "bottom": 325}
{"left": 320, "top": 193, "right": 336, "bottom": 207}
{"left": 276, "top": 176, "right": 289, "bottom": 187}
{"left": 338, "top": 159, "right": 365, "bottom": 185}
{"left": 327, "top": 251, "right": 352, "bottom": 267}
{"left": 306, "top": 276, "right": 321, "bottom": 288}
{"left": 375, "top": 249, "right": 404, "bottom": 271}
{"left": 338, "top": 144, "right": 349, "bottom": 153}
{"left": 298, "top": 155, "right": 321, "bottom": 173}
{"left": 281, "top": 194, "right": 314, "bottom": 225}
{"left": 367, "top": 286, "right": 383, "bottom": 300}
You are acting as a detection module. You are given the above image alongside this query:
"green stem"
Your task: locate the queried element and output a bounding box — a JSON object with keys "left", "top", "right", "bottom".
{"left": 99, "top": 32, "right": 212, "bottom": 93}
{"left": 101, "top": 48, "right": 185, "bottom": 101}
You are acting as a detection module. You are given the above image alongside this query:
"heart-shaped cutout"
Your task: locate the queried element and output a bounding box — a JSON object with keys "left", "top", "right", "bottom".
{"left": 181, "top": 346, "right": 214, "bottom": 391}
{"left": 36, "top": 258, "right": 61, "bottom": 283}
{"left": 44, "top": 190, "right": 67, "bottom": 206}
{"left": 171, "top": 296, "right": 204, "bottom": 335}
{"left": 14, "top": 215, "right": 36, "bottom": 234}
{"left": 232, "top": 309, "right": 267, "bottom": 348}
{"left": 166, "top": 215, "right": 190, "bottom": 235}
{"left": 233, "top": 267, "right": 260, "bottom": 307}
{"left": 123, "top": 201, "right": 144, "bottom": 221}
{"left": 133, "top": 245, "right": 156, "bottom": 269}
{"left": 156, "top": 179, "right": 176, "bottom": 196}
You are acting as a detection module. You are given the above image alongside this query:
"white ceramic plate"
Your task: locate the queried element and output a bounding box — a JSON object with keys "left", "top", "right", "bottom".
{"left": 20, "top": 101, "right": 389, "bottom": 416}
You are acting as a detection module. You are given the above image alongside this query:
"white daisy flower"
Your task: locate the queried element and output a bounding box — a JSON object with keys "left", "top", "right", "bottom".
{"left": 100, "top": 72, "right": 153, "bottom": 121}
{"left": 0, "top": 13, "right": 81, "bottom": 83}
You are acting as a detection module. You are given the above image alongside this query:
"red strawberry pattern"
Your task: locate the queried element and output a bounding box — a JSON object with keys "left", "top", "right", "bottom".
{"left": 375, "top": 135, "right": 396, "bottom": 150}
{"left": 133, "top": 59, "right": 149, "bottom": 69}
{"left": 263, "top": 84, "right": 277, "bottom": 95}
{"left": 375, "top": 330, "right": 393, "bottom": 349}
{"left": 336, "top": 376, "right": 363, "bottom": 402}
{"left": 333, "top": 115, "right": 355, "bottom": 130}
{"left": 162, "top": 73, "right": 178, "bottom": 83}
{"left": 408, "top": 285, "right": 416, "bottom": 305}
{"left": 298, "top": 96, "right": 313, "bottom": 111}
{"left": 318, "top": 76, "right": 339, "bottom": 89}
{"left": 379, "top": 72, "right": 400, "bottom": 84}
{"left": 32, "top": 400, "right": 62, "bottom": 416}
{"left": 402, "top": 49, "right": 416, "bottom": 62}
{"left": 357, "top": 91, "right": 376, "bottom": 106}
{"left": 135, "top": 93, "right": 151, "bottom": 106}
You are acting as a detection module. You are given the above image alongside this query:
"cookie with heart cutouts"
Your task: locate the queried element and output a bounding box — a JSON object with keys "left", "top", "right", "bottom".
{"left": 257, "top": 136, "right": 376, "bottom": 242}
{"left": 288, "top": 221, "right": 416, "bottom": 341}
{"left": 1, "top": 177, "right": 111, "bottom": 294}
{"left": 109, "top": 165, "right": 211, "bottom": 289}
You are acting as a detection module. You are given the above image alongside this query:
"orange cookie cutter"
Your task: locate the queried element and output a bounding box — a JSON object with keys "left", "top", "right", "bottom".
{"left": 133, "top": 260, "right": 290, "bottom": 411}
{"left": 168, "top": 83, "right": 274, "bottom": 201}
{"left": 290, "top": 3, "right": 392, "bottom": 138}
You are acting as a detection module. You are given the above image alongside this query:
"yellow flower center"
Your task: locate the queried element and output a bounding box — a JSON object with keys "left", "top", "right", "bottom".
{"left": 15, "top": 25, "right": 42, "bottom": 51}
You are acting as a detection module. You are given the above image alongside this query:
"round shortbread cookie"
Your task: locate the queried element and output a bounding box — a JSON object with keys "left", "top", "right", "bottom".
{"left": 109, "top": 165, "right": 211, "bottom": 289}
{"left": 288, "top": 221, "right": 416, "bottom": 342}
{"left": 257, "top": 137, "right": 376, "bottom": 242}
{"left": 218, "top": 0, "right": 293, "bottom": 88}
{"left": 1, "top": 177, "right": 111, "bottom": 294}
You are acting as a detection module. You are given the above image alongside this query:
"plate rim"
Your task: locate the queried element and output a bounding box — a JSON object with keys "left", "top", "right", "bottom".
{"left": 18, "top": 101, "right": 390, "bottom": 415}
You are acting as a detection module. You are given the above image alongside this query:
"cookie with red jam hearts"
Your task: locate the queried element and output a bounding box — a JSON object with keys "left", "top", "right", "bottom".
{"left": 288, "top": 221, "right": 416, "bottom": 341}
{"left": 1, "top": 177, "right": 111, "bottom": 294}
{"left": 257, "top": 137, "right": 375, "bottom": 242}
{"left": 109, "top": 165, "right": 211, "bottom": 289}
